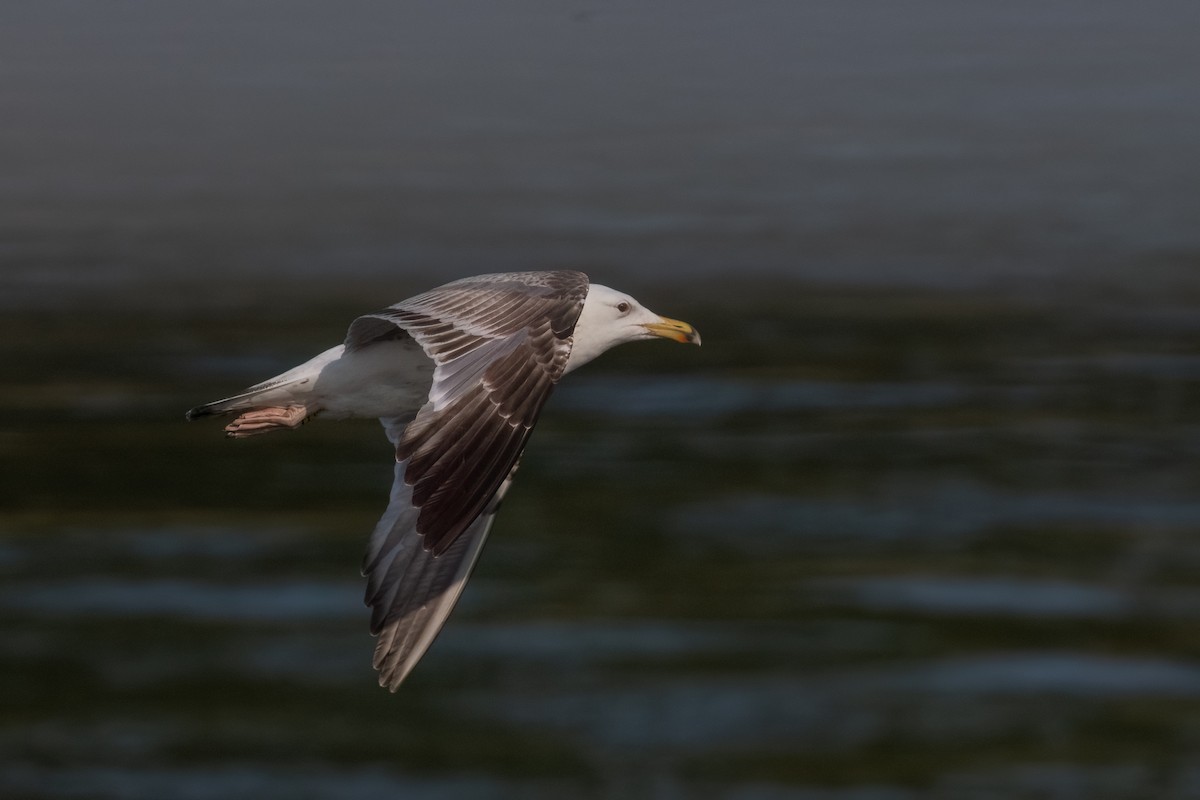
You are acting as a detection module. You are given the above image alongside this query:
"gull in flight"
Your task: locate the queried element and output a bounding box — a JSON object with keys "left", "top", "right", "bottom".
{"left": 187, "top": 270, "right": 700, "bottom": 689}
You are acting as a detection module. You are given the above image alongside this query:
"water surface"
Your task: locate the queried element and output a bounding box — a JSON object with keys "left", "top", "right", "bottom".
{"left": 4, "top": 2, "right": 1200, "bottom": 797}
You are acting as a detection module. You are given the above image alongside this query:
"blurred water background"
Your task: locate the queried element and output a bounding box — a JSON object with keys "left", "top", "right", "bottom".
{"left": 4, "top": 1, "right": 1200, "bottom": 798}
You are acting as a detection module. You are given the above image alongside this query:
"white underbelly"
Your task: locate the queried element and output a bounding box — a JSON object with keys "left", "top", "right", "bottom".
{"left": 310, "top": 338, "right": 434, "bottom": 419}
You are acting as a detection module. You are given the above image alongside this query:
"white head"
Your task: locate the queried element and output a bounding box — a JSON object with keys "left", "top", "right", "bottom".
{"left": 563, "top": 283, "right": 701, "bottom": 374}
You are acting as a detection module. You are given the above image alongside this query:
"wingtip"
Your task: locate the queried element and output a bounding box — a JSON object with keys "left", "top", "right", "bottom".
{"left": 375, "top": 657, "right": 412, "bottom": 692}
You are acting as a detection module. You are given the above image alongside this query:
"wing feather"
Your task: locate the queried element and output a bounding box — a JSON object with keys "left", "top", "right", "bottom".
{"left": 365, "top": 458, "right": 520, "bottom": 690}
{"left": 354, "top": 271, "right": 589, "bottom": 688}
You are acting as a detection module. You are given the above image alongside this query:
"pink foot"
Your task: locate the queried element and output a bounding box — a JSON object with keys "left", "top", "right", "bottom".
{"left": 224, "top": 405, "right": 311, "bottom": 438}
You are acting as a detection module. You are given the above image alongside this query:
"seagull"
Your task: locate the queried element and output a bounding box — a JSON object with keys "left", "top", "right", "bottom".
{"left": 186, "top": 270, "right": 700, "bottom": 689}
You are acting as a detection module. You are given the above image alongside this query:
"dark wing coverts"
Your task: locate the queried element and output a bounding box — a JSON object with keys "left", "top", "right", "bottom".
{"left": 351, "top": 270, "right": 589, "bottom": 689}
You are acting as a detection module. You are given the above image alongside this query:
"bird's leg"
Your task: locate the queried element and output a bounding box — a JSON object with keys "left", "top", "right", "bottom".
{"left": 224, "top": 405, "right": 313, "bottom": 438}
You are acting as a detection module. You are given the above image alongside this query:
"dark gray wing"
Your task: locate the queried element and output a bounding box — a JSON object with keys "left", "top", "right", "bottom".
{"left": 363, "top": 418, "right": 521, "bottom": 690}
{"left": 354, "top": 270, "right": 589, "bottom": 689}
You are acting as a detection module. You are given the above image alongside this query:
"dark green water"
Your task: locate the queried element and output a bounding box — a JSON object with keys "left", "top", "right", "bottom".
{"left": 4, "top": 1, "right": 1200, "bottom": 795}
{"left": 5, "top": 286, "right": 1200, "bottom": 799}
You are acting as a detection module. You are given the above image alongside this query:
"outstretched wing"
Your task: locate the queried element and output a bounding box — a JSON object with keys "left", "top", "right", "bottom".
{"left": 354, "top": 271, "right": 589, "bottom": 689}
{"left": 363, "top": 435, "right": 521, "bottom": 690}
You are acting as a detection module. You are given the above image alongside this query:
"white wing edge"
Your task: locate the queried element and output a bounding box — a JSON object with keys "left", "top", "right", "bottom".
{"left": 371, "top": 506, "right": 498, "bottom": 690}
{"left": 365, "top": 416, "right": 521, "bottom": 690}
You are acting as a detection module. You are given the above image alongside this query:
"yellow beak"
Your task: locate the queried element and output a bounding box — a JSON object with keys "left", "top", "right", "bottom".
{"left": 641, "top": 316, "right": 701, "bottom": 345}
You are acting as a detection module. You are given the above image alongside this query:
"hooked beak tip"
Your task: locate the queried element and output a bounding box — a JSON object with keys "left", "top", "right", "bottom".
{"left": 642, "top": 316, "right": 701, "bottom": 346}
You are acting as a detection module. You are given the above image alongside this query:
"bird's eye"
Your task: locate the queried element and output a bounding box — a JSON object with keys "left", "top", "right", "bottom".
{"left": 616, "top": 302, "right": 630, "bottom": 314}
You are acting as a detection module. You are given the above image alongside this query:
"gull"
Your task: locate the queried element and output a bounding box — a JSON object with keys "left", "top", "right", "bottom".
{"left": 186, "top": 270, "right": 700, "bottom": 689}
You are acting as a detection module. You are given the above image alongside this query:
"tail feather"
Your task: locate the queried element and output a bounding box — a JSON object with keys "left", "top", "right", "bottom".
{"left": 187, "top": 345, "right": 346, "bottom": 423}
{"left": 186, "top": 392, "right": 262, "bottom": 421}
{"left": 185, "top": 397, "right": 242, "bottom": 420}
{"left": 185, "top": 376, "right": 307, "bottom": 421}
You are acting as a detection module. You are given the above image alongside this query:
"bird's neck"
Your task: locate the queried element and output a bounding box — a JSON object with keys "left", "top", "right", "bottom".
{"left": 563, "top": 289, "right": 623, "bottom": 375}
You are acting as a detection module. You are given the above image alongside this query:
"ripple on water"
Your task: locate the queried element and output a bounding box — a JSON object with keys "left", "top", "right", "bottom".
{"left": 808, "top": 576, "right": 1132, "bottom": 618}
{"left": 555, "top": 375, "right": 972, "bottom": 420}
{"left": 672, "top": 481, "right": 1200, "bottom": 551}
{"left": 0, "top": 763, "right": 567, "bottom": 800}
{"left": 464, "top": 653, "right": 1200, "bottom": 750}
{"left": 436, "top": 621, "right": 741, "bottom": 664}
{"left": 0, "top": 578, "right": 359, "bottom": 622}
{"left": 937, "top": 762, "right": 1153, "bottom": 800}
{"left": 109, "top": 525, "right": 298, "bottom": 561}
{"left": 888, "top": 653, "right": 1200, "bottom": 696}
